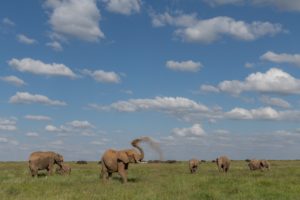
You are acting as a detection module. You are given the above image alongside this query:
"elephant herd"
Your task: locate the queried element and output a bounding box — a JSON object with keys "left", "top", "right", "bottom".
{"left": 188, "top": 156, "right": 270, "bottom": 174}
{"left": 27, "top": 137, "right": 270, "bottom": 183}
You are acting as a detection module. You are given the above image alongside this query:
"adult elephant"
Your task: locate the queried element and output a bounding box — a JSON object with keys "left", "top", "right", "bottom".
{"left": 189, "top": 159, "right": 200, "bottom": 174}
{"left": 248, "top": 159, "right": 270, "bottom": 171}
{"left": 216, "top": 155, "right": 231, "bottom": 173}
{"left": 101, "top": 137, "right": 145, "bottom": 183}
{"left": 28, "top": 151, "right": 64, "bottom": 177}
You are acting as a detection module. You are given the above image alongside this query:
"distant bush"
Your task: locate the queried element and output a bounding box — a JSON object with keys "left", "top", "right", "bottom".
{"left": 76, "top": 160, "right": 87, "bottom": 164}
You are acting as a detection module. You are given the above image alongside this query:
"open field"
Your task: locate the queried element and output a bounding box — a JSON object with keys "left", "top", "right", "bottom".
{"left": 0, "top": 160, "right": 299, "bottom": 200}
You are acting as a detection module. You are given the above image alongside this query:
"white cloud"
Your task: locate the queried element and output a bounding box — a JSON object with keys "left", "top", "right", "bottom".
{"left": 260, "top": 95, "right": 291, "bottom": 108}
{"left": 225, "top": 106, "right": 300, "bottom": 121}
{"left": 0, "top": 118, "right": 17, "bottom": 131}
{"left": 204, "top": 68, "right": 300, "bottom": 95}
{"left": 92, "top": 96, "right": 209, "bottom": 113}
{"left": 8, "top": 58, "right": 76, "bottom": 78}
{"left": 67, "top": 120, "right": 95, "bottom": 129}
{"left": 46, "top": 41, "right": 63, "bottom": 51}
{"left": 44, "top": 0, "right": 104, "bottom": 41}
{"left": 89, "top": 96, "right": 216, "bottom": 123}
{"left": 204, "top": 0, "right": 243, "bottom": 6}
{"left": 82, "top": 69, "right": 121, "bottom": 83}
{"left": 172, "top": 124, "right": 206, "bottom": 137}
{"left": 103, "top": 0, "right": 141, "bottom": 15}
{"left": 244, "top": 62, "right": 255, "bottom": 68}
{"left": 26, "top": 132, "right": 39, "bottom": 137}
{"left": 2, "top": 18, "right": 15, "bottom": 26}
{"left": 261, "top": 51, "right": 300, "bottom": 66}
{"left": 166, "top": 60, "right": 202, "bottom": 72}
{"left": 200, "top": 84, "right": 220, "bottom": 93}
{"left": 203, "top": 0, "right": 300, "bottom": 12}
{"left": 17, "top": 34, "right": 37, "bottom": 45}
{"left": 151, "top": 12, "right": 283, "bottom": 43}
{"left": 9, "top": 92, "right": 67, "bottom": 106}
{"left": 0, "top": 137, "right": 19, "bottom": 145}
{"left": 45, "top": 120, "right": 94, "bottom": 134}
{"left": 45, "top": 125, "right": 63, "bottom": 132}
{"left": 252, "top": 0, "right": 300, "bottom": 12}
{"left": 24, "top": 115, "right": 52, "bottom": 121}
{"left": 0, "top": 75, "right": 26, "bottom": 86}
{"left": 226, "top": 107, "right": 280, "bottom": 120}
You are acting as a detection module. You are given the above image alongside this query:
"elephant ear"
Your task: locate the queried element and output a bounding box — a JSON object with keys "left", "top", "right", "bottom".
{"left": 117, "top": 151, "right": 129, "bottom": 164}
{"left": 260, "top": 161, "right": 264, "bottom": 167}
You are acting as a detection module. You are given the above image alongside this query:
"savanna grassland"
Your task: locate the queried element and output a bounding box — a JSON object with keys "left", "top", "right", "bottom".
{"left": 0, "top": 160, "right": 299, "bottom": 200}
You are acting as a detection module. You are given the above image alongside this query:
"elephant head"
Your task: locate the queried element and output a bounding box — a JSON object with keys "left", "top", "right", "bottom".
{"left": 117, "top": 150, "right": 141, "bottom": 164}
{"left": 260, "top": 160, "right": 270, "bottom": 170}
{"left": 54, "top": 153, "right": 64, "bottom": 167}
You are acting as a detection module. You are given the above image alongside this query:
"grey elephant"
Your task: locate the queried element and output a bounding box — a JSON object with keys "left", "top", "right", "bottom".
{"left": 248, "top": 159, "right": 270, "bottom": 171}
{"left": 101, "top": 137, "right": 145, "bottom": 183}
{"left": 216, "top": 155, "right": 231, "bottom": 173}
{"left": 189, "top": 159, "right": 200, "bottom": 174}
{"left": 56, "top": 163, "right": 71, "bottom": 175}
{"left": 28, "top": 151, "right": 64, "bottom": 177}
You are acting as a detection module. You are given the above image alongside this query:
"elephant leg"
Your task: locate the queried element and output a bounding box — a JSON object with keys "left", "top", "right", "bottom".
{"left": 107, "top": 172, "right": 112, "bottom": 180}
{"left": 101, "top": 165, "right": 109, "bottom": 181}
{"left": 118, "top": 162, "right": 127, "bottom": 184}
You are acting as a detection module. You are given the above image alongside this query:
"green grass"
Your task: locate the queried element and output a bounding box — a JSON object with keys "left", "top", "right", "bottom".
{"left": 0, "top": 160, "right": 299, "bottom": 200}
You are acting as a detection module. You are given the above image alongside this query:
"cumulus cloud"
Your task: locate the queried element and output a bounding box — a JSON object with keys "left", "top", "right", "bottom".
{"left": 225, "top": 106, "right": 300, "bottom": 121}
{"left": 8, "top": 58, "right": 76, "bottom": 78}
{"left": 103, "top": 0, "right": 141, "bottom": 15}
{"left": 24, "top": 115, "right": 52, "bottom": 121}
{"left": 81, "top": 69, "right": 121, "bottom": 83}
{"left": 0, "top": 75, "right": 26, "bottom": 86}
{"left": 259, "top": 95, "right": 291, "bottom": 108}
{"left": 45, "top": 120, "right": 95, "bottom": 135}
{"left": 44, "top": 0, "right": 104, "bottom": 41}
{"left": 203, "top": 68, "right": 300, "bottom": 95}
{"left": 0, "top": 118, "right": 17, "bottom": 131}
{"left": 172, "top": 124, "right": 206, "bottom": 137}
{"left": 261, "top": 51, "right": 300, "bottom": 66}
{"left": 46, "top": 41, "right": 63, "bottom": 51}
{"left": 17, "top": 34, "right": 37, "bottom": 45}
{"left": 9, "top": 92, "right": 67, "bottom": 106}
{"left": 90, "top": 96, "right": 209, "bottom": 113}
{"left": 166, "top": 60, "right": 202, "bottom": 72}
{"left": 151, "top": 12, "right": 283, "bottom": 43}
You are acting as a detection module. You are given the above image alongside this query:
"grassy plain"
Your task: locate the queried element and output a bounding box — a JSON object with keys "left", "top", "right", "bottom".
{"left": 0, "top": 160, "right": 299, "bottom": 200}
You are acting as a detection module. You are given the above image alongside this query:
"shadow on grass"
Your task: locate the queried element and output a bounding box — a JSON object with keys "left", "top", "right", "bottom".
{"left": 112, "top": 177, "right": 140, "bottom": 183}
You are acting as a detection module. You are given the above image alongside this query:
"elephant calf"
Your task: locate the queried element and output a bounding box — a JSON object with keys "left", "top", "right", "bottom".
{"left": 189, "top": 159, "right": 200, "bottom": 174}
{"left": 248, "top": 159, "right": 270, "bottom": 171}
{"left": 56, "top": 164, "right": 71, "bottom": 175}
{"left": 216, "top": 155, "right": 231, "bottom": 173}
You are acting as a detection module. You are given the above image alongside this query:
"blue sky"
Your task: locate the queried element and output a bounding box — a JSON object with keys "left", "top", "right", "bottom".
{"left": 1, "top": 0, "right": 300, "bottom": 161}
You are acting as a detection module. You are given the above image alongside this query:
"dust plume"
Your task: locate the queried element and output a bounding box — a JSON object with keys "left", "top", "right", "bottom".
{"left": 131, "top": 136, "right": 163, "bottom": 160}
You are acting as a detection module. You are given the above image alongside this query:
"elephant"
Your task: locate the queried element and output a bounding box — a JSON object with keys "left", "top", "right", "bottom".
{"left": 28, "top": 151, "right": 64, "bottom": 177}
{"left": 189, "top": 159, "right": 200, "bottom": 174}
{"left": 100, "top": 137, "right": 145, "bottom": 183}
{"left": 216, "top": 155, "right": 230, "bottom": 173}
{"left": 248, "top": 159, "right": 270, "bottom": 171}
{"left": 56, "top": 163, "right": 71, "bottom": 175}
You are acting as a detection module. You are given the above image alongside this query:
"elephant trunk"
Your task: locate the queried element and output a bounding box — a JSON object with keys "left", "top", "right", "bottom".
{"left": 131, "top": 138, "right": 145, "bottom": 161}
